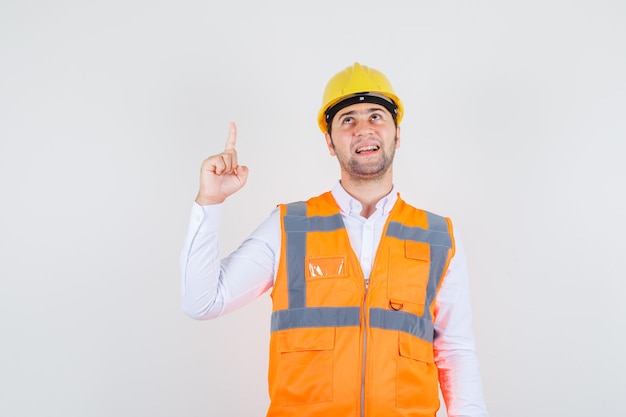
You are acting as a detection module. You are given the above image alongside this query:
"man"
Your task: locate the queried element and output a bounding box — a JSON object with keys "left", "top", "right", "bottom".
{"left": 181, "top": 62, "right": 488, "bottom": 417}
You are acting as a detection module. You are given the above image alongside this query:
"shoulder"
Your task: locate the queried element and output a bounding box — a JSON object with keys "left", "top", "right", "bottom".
{"left": 396, "top": 197, "right": 453, "bottom": 230}
{"left": 278, "top": 191, "right": 336, "bottom": 215}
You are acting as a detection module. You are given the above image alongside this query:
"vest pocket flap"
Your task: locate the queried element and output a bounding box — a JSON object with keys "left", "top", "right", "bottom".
{"left": 405, "top": 240, "right": 430, "bottom": 261}
{"left": 398, "top": 332, "right": 434, "bottom": 363}
{"left": 278, "top": 327, "right": 336, "bottom": 353}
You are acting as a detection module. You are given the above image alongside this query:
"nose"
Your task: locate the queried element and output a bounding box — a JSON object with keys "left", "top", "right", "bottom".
{"left": 353, "top": 117, "right": 374, "bottom": 137}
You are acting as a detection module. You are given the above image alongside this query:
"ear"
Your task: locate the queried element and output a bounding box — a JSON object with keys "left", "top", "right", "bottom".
{"left": 325, "top": 133, "right": 336, "bottom": 156}
{"left": 395, "top": 125, "right": 401, "bottom": 149}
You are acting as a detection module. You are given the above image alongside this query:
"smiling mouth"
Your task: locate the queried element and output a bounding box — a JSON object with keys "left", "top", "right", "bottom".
{"left": 355, "top": 145, "right": 380, "bottom": 154}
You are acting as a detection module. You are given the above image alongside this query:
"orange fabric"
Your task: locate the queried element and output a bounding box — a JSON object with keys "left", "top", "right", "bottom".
{"left": 267, "top": 192, "right": 454, "bottom": 417}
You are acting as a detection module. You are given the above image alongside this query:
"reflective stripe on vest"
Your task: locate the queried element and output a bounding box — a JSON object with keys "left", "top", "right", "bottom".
{"left": 270, "top": 200, "right": 452, "bottom": 344}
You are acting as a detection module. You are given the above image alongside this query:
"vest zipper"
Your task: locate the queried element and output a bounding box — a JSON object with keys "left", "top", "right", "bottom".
{"left": 360, "top": 278, "right": 369, "bottom": 417}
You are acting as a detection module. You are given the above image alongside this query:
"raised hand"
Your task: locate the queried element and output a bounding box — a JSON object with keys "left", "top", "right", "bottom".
{"left": 195, "top": 122, "right": 249, "bottom": 205}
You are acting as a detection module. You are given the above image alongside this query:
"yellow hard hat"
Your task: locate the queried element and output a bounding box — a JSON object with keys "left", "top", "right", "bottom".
{"left": 317, "top": 62, "right": 404, "bottom": 133}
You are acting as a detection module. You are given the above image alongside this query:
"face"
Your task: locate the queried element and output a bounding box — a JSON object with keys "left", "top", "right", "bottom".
{"left": 325, "top": 102, "right": 401, "bottom": 182}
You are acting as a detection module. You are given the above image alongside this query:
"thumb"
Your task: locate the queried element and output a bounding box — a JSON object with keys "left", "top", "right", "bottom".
{"left": 235, "top": 165, "right": 250, "bottom": 186}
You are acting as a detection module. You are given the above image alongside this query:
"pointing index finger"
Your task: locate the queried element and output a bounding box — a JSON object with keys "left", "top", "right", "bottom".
{"left": 225, "top": 121, "right": 237, "bottom": 150}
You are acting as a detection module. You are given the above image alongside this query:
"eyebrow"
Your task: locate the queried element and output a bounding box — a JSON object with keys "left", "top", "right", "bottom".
{"left": 337, "top": 107, "right": 386, "bottom": 119}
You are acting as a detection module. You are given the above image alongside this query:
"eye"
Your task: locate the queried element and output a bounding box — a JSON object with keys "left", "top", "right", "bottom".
{"left": 370, "top": 112, "right": 383, "bottom": 121}
{"left": 341, "top": 116, "right": 354, "bottom": 125}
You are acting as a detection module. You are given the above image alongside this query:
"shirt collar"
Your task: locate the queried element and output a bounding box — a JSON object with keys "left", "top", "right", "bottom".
{"left": 331, "top": 180, "right": 398, "bottom": 217}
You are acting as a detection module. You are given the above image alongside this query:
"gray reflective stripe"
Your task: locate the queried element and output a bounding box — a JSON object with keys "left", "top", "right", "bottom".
{"left": 424, "top": 212, "right": 451, "bottom": 320}
{"left": 426, "top": 211, "right": 449, "bottom": 232}
{"left": 284, "top": 202, "right": 345, "bottom": 309}
{"left": 369, "top": 307, "right": 434, "bottom": 343}
{"left": 271, "top": 306, "right": 361, "bottom": 332}
{"left": 423, "top": 244, "right": 449, "bottom": 321}
{"left": 284, "top": 201, "right": 306, "bottom": 308}
{"left": 386, "top": 221, "right": 452, "bottom": 248}
{"left": 285, "top": 202, "right": 307, "bottom": 309}
{"left": 286, "top": 201, "right": 307, "bottom": 217}
{"left": 286, "top": 230, "right": 306, "bottom": 309}
{"left": 284, "top": 214, "right": 344, "bottom": 232}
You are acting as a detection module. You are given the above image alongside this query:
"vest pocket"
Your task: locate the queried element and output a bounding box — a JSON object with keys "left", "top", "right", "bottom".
{"left": 396, "top": 332, "right": 439, "bottom": 409}
{"left": 388, "top": 241, "right": 430, "bottom": 310}
{"left": 306, "top": 255, "right": 348, "bottom": 279}
{"left": 276, "top": 327, "right": 335, "bottom": 405}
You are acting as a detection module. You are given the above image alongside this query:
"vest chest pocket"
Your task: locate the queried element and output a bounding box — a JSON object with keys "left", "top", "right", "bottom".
{"left": 306, "top": 255, "right": 348, "bottom": 279}
{"left": 396, "top": 332, "right": 439, "bottom": 410}
{"left": 276, "top": 327, "right": 335, "bottom": 405}
{"left": 388, "top": 241, "right": 430, "bottom": 310}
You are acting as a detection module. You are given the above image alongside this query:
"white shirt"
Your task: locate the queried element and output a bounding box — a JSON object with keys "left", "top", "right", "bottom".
{"left": 180, "top": 181, "right": 488, "bottom": 417}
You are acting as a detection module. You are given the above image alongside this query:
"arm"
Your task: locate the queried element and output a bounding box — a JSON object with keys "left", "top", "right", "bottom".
{"left": 180, "top": 203, "right": 278, "bottom": 319}
{"left": 180, "top": 122, "right": 277, "bottom": 319}
{"left": 434, "top": 228, "right": 489, "bottom": 417}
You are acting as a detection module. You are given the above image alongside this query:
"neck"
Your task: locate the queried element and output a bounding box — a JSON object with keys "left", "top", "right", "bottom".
{"left": 340, "top": 173, "right": 393, "bottom": 218}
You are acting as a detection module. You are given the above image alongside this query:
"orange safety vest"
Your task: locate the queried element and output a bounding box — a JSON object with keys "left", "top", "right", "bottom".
{"left": 267, "top": 191, "right": 455, "bottom": 417}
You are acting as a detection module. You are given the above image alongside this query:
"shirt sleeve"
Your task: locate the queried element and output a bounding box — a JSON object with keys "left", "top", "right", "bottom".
{"left": 433, "top": 227, "right": 489, "bottom": 417}
{"left": 180, "top": 202, "right": 280, "bottom": 320}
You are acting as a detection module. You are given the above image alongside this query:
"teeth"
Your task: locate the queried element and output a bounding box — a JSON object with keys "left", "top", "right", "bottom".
{"left": 356, "top": 145, "right": 379, "bottom": 153}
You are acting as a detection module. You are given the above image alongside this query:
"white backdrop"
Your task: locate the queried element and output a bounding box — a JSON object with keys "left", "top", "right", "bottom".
{"left": 1, "top": 1, "right": 625, "bottom": 416}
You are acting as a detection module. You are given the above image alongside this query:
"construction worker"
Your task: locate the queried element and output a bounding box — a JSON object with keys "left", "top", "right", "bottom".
{"left": 181, "top": 62, "right": 489, "bottom": 417}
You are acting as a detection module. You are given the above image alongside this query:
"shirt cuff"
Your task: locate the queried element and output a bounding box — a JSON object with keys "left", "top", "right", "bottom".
{"left": 190, "top": 201, "right": 223, "bottom": 234}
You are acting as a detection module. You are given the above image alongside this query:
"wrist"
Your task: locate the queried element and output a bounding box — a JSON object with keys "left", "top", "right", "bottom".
{"left": 195, "top": 194, "right": 225, "bottom": 206}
